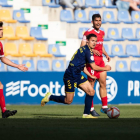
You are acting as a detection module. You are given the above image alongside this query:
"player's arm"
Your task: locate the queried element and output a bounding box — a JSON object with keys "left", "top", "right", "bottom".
{"left": 0, "top": 57, "right": 28, "bottom": 72}
{"left": 102, "top": 46, "right": 111, "bottom": 62}
{"left": 90, "top": 62, "right": 111, "bottom": 71}
{"left": 83, "top": 66, "right": 97, "bottom": 80}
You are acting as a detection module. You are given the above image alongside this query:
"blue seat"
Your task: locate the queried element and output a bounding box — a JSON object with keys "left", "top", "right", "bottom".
{"left": 66, "top": 60, "right": 70, "bottom": 68}
{"left": 107, "top": 28, "right": 124, "bottom": 41}
{"left": 13, "top": 10, "right": 30, "bottom": 23}
{"left": 89, "top": 11, "right": 100, "bottom": 21}
{"left": 122, "top": 28, "right": 138, "bottom": 41}
{"left": 118, "top": 11, "right": 134, "bottom": 24}
{"left": 74, "top": 10, "right": 90, "bottom": 23}
{"left": 37, "top": 60, "right": 50, "bottom": 71}
{"left": 131, "top": 61, "right": 140, "bottom": 72}
{"left": 60, "top": 10, "right": 77, "bottom": 23}
{"left": 52, "top": 60, "right": 65, "bottom": 71}
{"left": 7, "top": 60, "right": 20, "bottom": 72}
{"left": 126, "top": 44, "right": 140, "bottom": 57}
{"left": 100, "top": 27, "right": 111, "bottom": 41}
{"left": 99, "top": 0, "right": 117, "bottom": 8}
{"left": 112, "top": 44, "right": 128, "bottom": 57}
{"left": 103, "top": 11, "right": 120, "bottom": 24}
{"left": 103, "top": 44, "right": 114, "bottom": 57}
{"left": 78, "top": 27, "right": 89, "bottom": 39}
{"left": 0, "top": 61, "right": 5, "bottom": 71}
{"left": 0, "top": 0, "right": 12, "bottom": 7}
{"left": 30, "top": 27, "right": 48, "bottom": 41}
{"left": 48, "top": 44, "right": 66, "bottom": 57}
{"left": 85, "top": 0, "right": 102, "bottom": 8}
{"left": 116, "top": 60, "right": 129, "bottom": 71}
{"left": 136, "top": 28, "right": 140, "bottom": 39}
{"left": 42, "top": 0, "right": 60, "bottom": 8}
{"left": 22, "top": 60, "right": 35, "bottom": 71}
{"left": 131, "top": 11, "right": 140, "bottom": 23}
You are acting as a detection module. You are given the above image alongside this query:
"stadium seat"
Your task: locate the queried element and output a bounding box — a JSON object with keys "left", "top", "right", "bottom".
{"left": 13, "top": 10, "right": 30, "bottom": 23}
{"left": 0, "top": 10, "right": 17, "bottom": 23}
{"left": 30, "top": 27, "right": 48, "bottom": 41}
{"left": 103, "top": 44, "right": 114, "bottom": 57}
{"left": 89, "top": 11, "right": 100, "bottom": 21}
{"left": 3, "top": 26, "right": 19, "bottom": 40}
{"left": 33, "top": 43, "right": 52, "bottom": 57}
{"left": 85, "top": 0, "right": 102, "bottom": 8}
{"left": 122, "top": 28, "right": 139, "bottom": 41}
{"left": 60, "top": 10, "right": 77, "bottom": 23}
{"left": 131, "top": 11, "right": 140, "bottom": 23}
{"left": 99, "top": 0, "right": 117, "bottom": 8}
{"left": 19, "top": 43, "right": 37, "bottom": 57}
{"left": 7, "top": 60, "right": 20, "bottom": 72}
{"left": 112, "top": 44, "right": 129, "bottom": 57}
{"left": 66, "top": 60, "right": 70, "bottom": 68}
{"left": 4, "top": 43, "right": 22, "bottom": 57}
{"left": 103, "top": 11, "right": 120, "bottom": 24}
{"left": 116, "top": 60, "right": 128, "bottom": 71}
{"left": 37, "top": 60, "right": 50, "bottom": 71}
{"left": 42, "top": 0, "right": 60, "bottom": 8}
{"left": 118, "top": 11, "right": 134, "bottom": 24}
{"left": 48, "top": 44, "right": 66, "bottom": 57}
{"left": 107, "top": 28, "right": 124, "bottom": 41}
{"left": 22, "top": 60, "right": 35, "bottom": 71}
{"left": 131, "top": 61, "right": 140, "bottom": 72}
{"left": 52, "top": 60, "right": 65, "bottom": 71}
{"left": 16, "top": 26, "right": 34, "bottom": 40}
{"left": 100, "top": 27, "right": 111, "bottom": 41}
{"left": 0, "top": 0, "right": 12, "bottom": 7}
{"left": 0, "top": 61, "right": 5, "bottom": 71}
{"left": 126, "top": 44, "right": 140, "bottom": 57}
{"left": 136, "top": 28, "right": 140, "bottom": 39}
{"left": 74, "top": 10, "right": 90, "bottom": 23}
{"left": 78, "top": 27, "right": 89, "bottom": 39}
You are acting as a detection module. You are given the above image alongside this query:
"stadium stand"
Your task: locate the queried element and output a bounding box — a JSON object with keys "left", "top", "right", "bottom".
{"left": 136, "top": 28, "right": 140, "bottom": 39}
{"left": 52, "top": 60, "right": 65, "bottom": 71}
{"left": 37, "top": 60, "right": 50, "bottom": 71}
{"left": 131, "top": 11, "right": 140, "bottom": 23}
{"left": 131, "top": 61, "right": 140, "bottom": 72}
{"left": 7, "top": 60, "right": 20, "bottom": 72}
{"left": 22, "top": 60, "right": 35, "bottom": 71}
{"left": 0, "top": 0, "right": 12, "bottom": 7}
{"left": 78, "top": 27, "right": 89, "bottom": 39}
{"left": 85, "top": 0, "right": 102, "bottom": 8}
{"left": 0, "top": 61, "right": 5, "bottom": 71}
{"left": 116, "top": 60, "right": 129, "bottom": 72}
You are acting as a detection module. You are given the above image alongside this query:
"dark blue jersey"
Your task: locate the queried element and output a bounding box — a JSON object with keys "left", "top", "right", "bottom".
{"left": 64, "top": 45, "right": 95, "bottom": 78}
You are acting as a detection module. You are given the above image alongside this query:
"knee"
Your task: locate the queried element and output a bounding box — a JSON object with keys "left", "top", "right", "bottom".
{"left": 88, "top": 89, "right": 95, "bottom": 96}
{"left": 65, "top": 99, "right": 73, "bottom": 104}
{"left": 0, "top": 82, "right": 3, "bottom": 89}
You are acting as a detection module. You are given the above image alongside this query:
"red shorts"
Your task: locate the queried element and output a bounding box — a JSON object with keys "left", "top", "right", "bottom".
{"left": 86, "top": 60, "right": 105, "bottom": 80}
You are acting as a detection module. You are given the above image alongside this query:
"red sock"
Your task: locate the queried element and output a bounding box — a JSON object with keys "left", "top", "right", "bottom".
{"left": 0, "top": 89, "right": 6, "bottom": 113}
{"left": 101, "top": 96, "right": 108, "bottom": 108}
{"left": 91, "top": 100, "right": 94, "bottom": 108}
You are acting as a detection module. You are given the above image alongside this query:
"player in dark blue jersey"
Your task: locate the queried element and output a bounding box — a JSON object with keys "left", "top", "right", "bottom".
{"left": 41, "top": 34, "right": 111, "bottom": 118}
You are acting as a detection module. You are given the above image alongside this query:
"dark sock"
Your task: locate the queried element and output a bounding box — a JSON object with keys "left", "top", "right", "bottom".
{"left": 84, "top": 94, "right": 93, "bottom": 114}
{"left": 50, "top": 95, "right": 65, "bottom": 104}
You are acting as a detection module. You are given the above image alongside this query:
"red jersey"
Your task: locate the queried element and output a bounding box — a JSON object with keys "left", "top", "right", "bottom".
{"left": 0, "top": 42, "right": 4, "bottom": 57}
{"left": 82, "top": 27, "right": 105, "bottom": 60}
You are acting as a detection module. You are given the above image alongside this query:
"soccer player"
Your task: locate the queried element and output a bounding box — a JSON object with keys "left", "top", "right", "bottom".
{"left": 41, "top": 34, "right": 111, "bottom": 118}
{"left": 80, "top": 14, "right": 111, "bottom": 116}
{"left": 0, "top": 22, "right": 28, "bottom": 118}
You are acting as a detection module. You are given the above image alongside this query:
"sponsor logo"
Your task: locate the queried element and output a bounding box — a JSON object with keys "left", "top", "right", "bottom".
{"left": 90, "top": 56, "right": 94, "bottom": 61}
{"left": 96, "top": 76, "right": 118, "bottom": 102}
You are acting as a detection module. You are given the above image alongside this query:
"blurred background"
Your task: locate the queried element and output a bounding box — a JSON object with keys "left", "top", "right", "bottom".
{"left": 0, "top": 0, "right": 140, "bottom": 105}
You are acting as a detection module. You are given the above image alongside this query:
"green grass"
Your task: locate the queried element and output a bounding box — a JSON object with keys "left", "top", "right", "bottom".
{"left": 1, "top": 105, "right": 140, "bottom": 140}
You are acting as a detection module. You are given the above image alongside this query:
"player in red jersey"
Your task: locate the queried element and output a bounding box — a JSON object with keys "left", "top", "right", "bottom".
{"left": 81, "top": 14, "right": 111, "bottom": 116}
{"left": 0, "top": 22, "right": 28, "bottom": 118}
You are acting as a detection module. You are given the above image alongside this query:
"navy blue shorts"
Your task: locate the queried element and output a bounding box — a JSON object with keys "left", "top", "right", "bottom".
{"left": 63, "top": 74, "right": 87, "bottom": 93}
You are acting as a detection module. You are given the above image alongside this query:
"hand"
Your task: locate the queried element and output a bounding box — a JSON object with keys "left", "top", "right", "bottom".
{"left": 92, "top": 49, "right": 100, "bottom": 56}
{"left": 106, "top": 55, "right": 111, "bottom": 62}
{"left": 89, "top": 75, "right": 97, "bottom": 80}
{"left": 105, "top": 65, "right": 111, "bottom": 71}
{"left": 17, "top": 64, "right": 28, "bottom": 72}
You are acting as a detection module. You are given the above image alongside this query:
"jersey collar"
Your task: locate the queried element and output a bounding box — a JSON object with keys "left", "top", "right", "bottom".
{"left": 92, "top": 27, "right": 100, "bottom": 34}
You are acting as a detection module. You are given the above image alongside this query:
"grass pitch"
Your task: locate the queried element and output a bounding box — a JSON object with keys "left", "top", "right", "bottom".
{"left": 0, "top": 105, "right": 140, "bottom": 140}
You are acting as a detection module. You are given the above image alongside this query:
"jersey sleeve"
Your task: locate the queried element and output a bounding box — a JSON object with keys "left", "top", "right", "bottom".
{"left": 0, "top": 42, "right": 4, "bottom": 57}
{"left": 85, "top": 49, "right": 94, "bottom": 64}
{"left": 82, "top": 31, "right": 88, "bottom": 41}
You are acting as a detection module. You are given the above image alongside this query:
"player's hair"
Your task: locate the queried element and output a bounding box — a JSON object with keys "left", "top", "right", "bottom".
{"left": 0, "top": 21, "right": 3, "bottom": 27}
{"left": 86, "top": 34, "right": 97, "bottom": 40}
{"left": 92, "top": 14, "right": 101, "bottom": 21}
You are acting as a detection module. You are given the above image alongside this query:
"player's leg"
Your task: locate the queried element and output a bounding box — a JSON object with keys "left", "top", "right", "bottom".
{"left": 78, "top": 78, "right": 97, "bottom": 118}
{"left": 0, "top": 81, "right": 17, "bottom": 118}
{"left": 98, "top": 71, "right": 108, "bottom": 113}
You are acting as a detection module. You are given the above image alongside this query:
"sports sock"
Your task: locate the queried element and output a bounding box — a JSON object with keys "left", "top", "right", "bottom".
{"left": 101, "top": 96, "right": 108, "bottom": 108}
{"left": 90, "top": 99, "right": 94, "bottom": 111}
{"left": 84, "top": 94, "right": 93, "bottom": 114}
{"left": 50, "top": 95, "right": 66, "bottom": 104}
{"left": 0, "top": 89, "right": 6, "bottom": 113}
